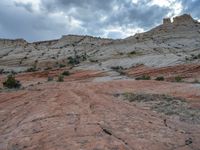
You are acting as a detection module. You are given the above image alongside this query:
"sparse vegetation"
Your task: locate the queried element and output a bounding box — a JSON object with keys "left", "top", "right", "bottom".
{"left": 175, "top": 76, "right": 183, "bottom": 82}
{"left": 155, "top": 76, "right": 165, "bottom": 81}
{"left": 68, "top": 51, "right": 88, "bottom": 66}
{"left": 193, "top": 79, "right": 199, "bottom": 83}
{"left": 57, "top": 75, "right": 64, "bottom": 82}
{"left": 62, "top": 71, "right": 70, "bottom": 76}
{"left": 0, "top": 69, "right": 4, "bottom": 74}
{"left": 26, "top": 64, "right": 37, "bottom": 72}
{"left": 119, "top": 93, "right": 200, "bottom": 124}
{"left": 111, "top": 66, "right": 124, "bottom": 71}
{"left": 68, "top": 56, "right": 80, "bottom": 65}
{"left": 59, "top": 64, "right": 66, "bottom": 68}
{"left": 135, "top": 75, "right": 151, "bottom": 80}
{"left": 111, "top": 66, "right": 126, "bottom": 75}
{"left": 127, "top": 51, "right": 142, "bottom": 57}
{"left": 26, "top": 67, "right": 37, "bottom": 72}
{"left": 185, "top": 53, "right": 200, "bottom": 61}
{"left": 89, "top": 59, "right": 99, "bottom": 63}
{"left": 191, "top": 54, "right": 200, "bottom": 60}
{"left": 129, "top": 51, "right": 137, "bottom": 55}
{"left": 47, "top": 76, "right": 54, "bottom": 82}
{"left": 44, "top": 67, "right": 52, "bottom": 70}
{"left": 3, "top": 75, "right": 21, "bottom": 89}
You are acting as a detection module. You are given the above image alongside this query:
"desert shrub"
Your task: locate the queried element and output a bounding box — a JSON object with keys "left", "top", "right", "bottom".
{"left": 62, "top": 71, "right": 70, "bottom": 76}
{"left": 67, "top": 52, "right": 88, "bottom": 66}
{"left": 26, "top": 67, "right": 37, "bottom": 72}
{"left": 175, "top": 76, "right": 183, "bottom": 82}
{"left": 193, "top": 79, "right": 199, "bottom": 83}
{"left": 3, "top": 75, "right": 21, "bottom": 89}
{"left": 57, "top": 75, "right": 64, "bottom": 82}
{"left": 68, "top": 56, "right": 80, "bottom": 65}
{"left": 127, "top": 51, "right": 142, "bottom": 57}
{"left": 59, "top": 64, "right": 66, "bottom": 68}
{"left": 47, "top": 76, "right": 54, "bottom": 81}
{"left": 111, "top": 66, "right": 126, "bottom": 75}
{"left": 89, "top": 59, "right": 99, "bottom": 63}
{"left": 111, "top": 66, "right": 124, "bottom": 71}
{"left": 26, "top": 64, "right": 37, "bottom": 72}
{"left": 135, "top": 75, "right": 151, "bottom": 80}
{"left": 44, "top": 67, "right": 52, "bottom": 70}
{"left": 187, "top": 53, "right": 200, "bottom": 61}
{"left": 129, "top": 51, "right": 137, "bottom": 55}
{"left": 0, "top": 69, "right": 4, "bottom": 74}
{"left": 155, "top": 76, "right": 164, "bottom": 81}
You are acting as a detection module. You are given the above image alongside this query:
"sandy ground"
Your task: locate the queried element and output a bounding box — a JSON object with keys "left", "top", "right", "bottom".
{"left": 0, "top": 69, "right": 200, "bottom": 150}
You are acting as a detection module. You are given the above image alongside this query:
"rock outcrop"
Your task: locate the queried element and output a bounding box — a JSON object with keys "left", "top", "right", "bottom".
{"left": 163, "top": 14, "right": 195, "bottom": 25}
{"left": 173, "top": 14, "right": 195, "bottom": 25}
{"left": 0, "top": 14, "right": 200, "bottom": 72}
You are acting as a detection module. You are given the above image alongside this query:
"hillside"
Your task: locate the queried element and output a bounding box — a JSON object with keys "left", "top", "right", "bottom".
{"left": 0, "top": 14, "right": 200, "bottom": 150}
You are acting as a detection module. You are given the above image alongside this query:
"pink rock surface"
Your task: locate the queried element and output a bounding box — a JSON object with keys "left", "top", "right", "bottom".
{"left": 0, "top": 70, "right": 200, "bottom": 150}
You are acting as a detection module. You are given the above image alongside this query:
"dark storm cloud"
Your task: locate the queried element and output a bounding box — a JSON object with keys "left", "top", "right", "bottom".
{"left": 0, "top": 1, "right": 68, "bottom": 41}
{"left": 0, "top": 0, "right": 199, "bottom": 42}
{"left": 40, "top": 0, "right": 169, "bottom": 28}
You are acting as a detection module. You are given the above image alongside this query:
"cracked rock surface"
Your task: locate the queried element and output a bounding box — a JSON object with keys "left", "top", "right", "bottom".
{"left": 0, "top": 70, "right": 200, "bottom": 150}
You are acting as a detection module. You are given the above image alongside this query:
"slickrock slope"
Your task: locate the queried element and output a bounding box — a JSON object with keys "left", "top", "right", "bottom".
{"left": 0, "top": 70, "right": 200, "bottom": 150}
{"left": 0, "top": 35, "right": 113, "bottom": 72}
{"left": 0, "top": 14, "right": 200, "bottom": 72}
{"left": 0, "top": 14, "right": 200, "bottom": 150}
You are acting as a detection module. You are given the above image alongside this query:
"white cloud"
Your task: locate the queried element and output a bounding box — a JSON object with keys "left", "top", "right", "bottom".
{"left": 150, "top": 0, "right": 172, "bottom": 7}
{"left": 150, "top": 0, "right": 183, "bottom": 17}
{"left": 14, "top": 0, "right": 41, "bottom": 12}
{"left": 104, "top": 25, "right": 144, "bottom": 39}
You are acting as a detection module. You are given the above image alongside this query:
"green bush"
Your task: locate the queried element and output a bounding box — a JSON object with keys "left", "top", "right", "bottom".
{"left": 155, "top": 76, "right": 164, "bottom": 81}
{"left": 129, "top": 51, "right": 137, "bottom": 55}
{"left": 26, "top": 64, "right": 37, "bottom": 72}
{"left": 57, "top": 75, "right": 64, "bottom": 82}
{"left": 3, "top": 75, "right": 21, "bottom": 89}
{"left": 47, "top": 76, "right": 54, "bottom": 81}
{"left": 67, "top": 52, "right": 88, "bottom": 66}
{"left": 175, "top": 76, "right": 182, "bottom": 82}
{"left": 62, "top": 71, "right": 70, "bottom": 76}
{"left": 68, "top": 56, "right": 80, "bottom": 65}
{"left": 44, "top": 67, "right": 52, "bottom": 70}
{"left": 59, "top": 64, "right": 66, "bottom": 68}
{"left": 135, "top": 75, "right": 151, "bottom": 80}
{"left": 89, "top": 59, "right": 99, "bottom": 63}
{"left": 26, "top": 67, "right": 37, "bottom": 72}
{"left": 111, "top": 66, "right": 124, "bottom": 71}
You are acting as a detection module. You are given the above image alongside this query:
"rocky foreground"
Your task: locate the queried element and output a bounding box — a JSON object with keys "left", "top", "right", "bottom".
{"left": 0, "top": 14, "right": 200, "bottom": 150}
{"left": 0, "top": 68, "right": 200, "bottom": 150}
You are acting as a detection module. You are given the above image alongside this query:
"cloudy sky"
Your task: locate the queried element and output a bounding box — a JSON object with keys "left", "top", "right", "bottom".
{"left": 0, "top": 0, "right": 199, "bottom": 42}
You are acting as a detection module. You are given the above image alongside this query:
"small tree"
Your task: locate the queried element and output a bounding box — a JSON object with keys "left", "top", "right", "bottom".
{"left": 3, "top": 75, "right": 21, "bottom": 89}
